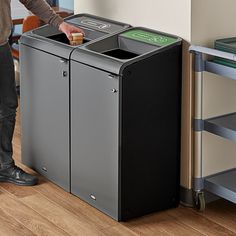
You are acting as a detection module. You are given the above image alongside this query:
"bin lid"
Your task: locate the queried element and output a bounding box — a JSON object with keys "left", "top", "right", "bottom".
{"left": 71, "top": 27, "right": 182, "bottom": 75}
{"left": 20, "top": 13, "right": 130, "bottom": 59}
{"left": 66, "top": 14, "right": 130, "bottom": 34}
{"left": 120, "top": 29, "right": 179, "bottom": 47}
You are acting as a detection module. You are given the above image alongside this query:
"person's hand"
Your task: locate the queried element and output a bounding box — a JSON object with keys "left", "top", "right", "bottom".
{"left": 59, "top": 22, "right": 85, "bottom": 41}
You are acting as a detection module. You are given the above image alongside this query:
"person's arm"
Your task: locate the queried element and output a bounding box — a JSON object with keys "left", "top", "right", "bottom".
{"left": 19, "top": 0, "right": 84, "bottom": 40}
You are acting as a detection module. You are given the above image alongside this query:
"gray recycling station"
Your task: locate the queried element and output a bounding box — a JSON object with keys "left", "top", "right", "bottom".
{"left": 20, "top": 14, "right": 182, "bottom": 221}
{"left": 20, "top": 14, "right": 130, "bottom": 192}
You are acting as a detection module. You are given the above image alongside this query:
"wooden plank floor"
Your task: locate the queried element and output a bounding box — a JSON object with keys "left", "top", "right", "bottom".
{"left": 1, "top": 103, "right": 235, "bottom": 235}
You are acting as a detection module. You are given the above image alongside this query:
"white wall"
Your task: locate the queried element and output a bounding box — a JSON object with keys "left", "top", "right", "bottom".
{"left": 192, "top": 0, "right": 236, "bottom": 46}
{"left": 75, "top": 0, "right": 191, "bottom": 41}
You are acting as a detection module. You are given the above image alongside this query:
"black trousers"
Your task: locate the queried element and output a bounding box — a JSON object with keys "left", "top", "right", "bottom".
{"left": 0, "top": 43, "right": 18, "bottom": 169}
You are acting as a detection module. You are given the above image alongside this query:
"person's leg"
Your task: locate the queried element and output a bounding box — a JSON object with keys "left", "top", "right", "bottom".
{"left": 0, "top": 43, "right": 38, "bottom": 185}
{"left": 0, "top": 43, "right": 18, "bottom": 168}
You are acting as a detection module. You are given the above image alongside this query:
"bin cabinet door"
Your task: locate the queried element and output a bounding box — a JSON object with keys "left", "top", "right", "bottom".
{"left": 20, "top": 44, "right": 70, "bottom": 191}
{"left": 71, "top": 61, "right": 119, "bottom": 220}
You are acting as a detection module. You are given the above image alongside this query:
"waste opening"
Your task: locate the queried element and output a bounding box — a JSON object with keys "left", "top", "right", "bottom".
{"left": 48, "top": 33, "right": 90, "bottom": 45}
{"left": 102, "top": 48, "right": 139, "bottom": 59}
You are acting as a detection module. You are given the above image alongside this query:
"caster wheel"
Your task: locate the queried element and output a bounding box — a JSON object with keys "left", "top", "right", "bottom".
{"left": 196, "top": 192, "right": 205, "bottom": 211}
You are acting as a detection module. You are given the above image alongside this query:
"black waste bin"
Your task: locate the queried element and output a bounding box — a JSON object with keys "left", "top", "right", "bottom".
{"left": 70, "top": 28, "right": 182, "bottom": 220}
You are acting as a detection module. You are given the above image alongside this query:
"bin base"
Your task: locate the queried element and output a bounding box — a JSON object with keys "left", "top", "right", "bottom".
{"left": 180, "top": 186, "right": 194, "bottom": 207}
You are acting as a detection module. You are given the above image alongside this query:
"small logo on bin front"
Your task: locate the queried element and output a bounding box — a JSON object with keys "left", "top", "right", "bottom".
{"left": 81, "top": 20, "right": 111, "bottom": 29}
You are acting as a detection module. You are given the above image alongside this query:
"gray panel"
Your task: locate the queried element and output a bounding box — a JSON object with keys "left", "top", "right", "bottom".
{"left": 71, "top": 62, "right": 119, "bottom": 220}
{"left": 84, "top": 34, "right": 157, "bottom": 55}
{"left": 29, "top": 24, "right": 105, "bottom": 44}
{"left": 205, "top": 61, "right": 236, "bottom": 81}
{"left": 204, "top": 112, "right": 236, "bottom": 142}
{"left": 71, "top": 48, "right": 123, "bottom": 75}
{"left": 189, "top": 45, "right": 236, "bottom": 61}
{"left": 205, "top": 168, "right": 236, "bottom": 203}
{"left": 20, "top": 33, "right": 73, "bottom": 59}
{"left": 31, "top": 25, "right": 105, "bottom": 41}
{"left": 66, "top": 14, "right": 130, "bottom": 33}
{"left": 20, "top": 44, "right": 70, "bottom": 191}
{"left": 119, "top": 37, "right": 158, "bottom": 55}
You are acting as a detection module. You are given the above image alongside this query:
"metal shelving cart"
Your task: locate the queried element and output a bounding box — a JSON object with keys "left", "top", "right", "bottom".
{"left": 190, "top": 45, "right": 236, "bottom": 211}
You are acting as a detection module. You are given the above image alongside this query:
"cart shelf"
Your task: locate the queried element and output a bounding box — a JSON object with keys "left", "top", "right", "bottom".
{"left": 205, "top": 168, "right": 236, "bottom": 204}
{"left": 190, "top": 44, "right": 236, "bottom": 210}
{"left": 205, "top": 61, "right": 236, "bottom": 81}
{"left": 204, "top": 113, "right": 236, "bottom": 142}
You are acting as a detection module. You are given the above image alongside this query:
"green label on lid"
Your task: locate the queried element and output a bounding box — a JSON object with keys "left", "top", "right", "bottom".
{"left": 121, "top": 29, "right": 177, "bottom": 46}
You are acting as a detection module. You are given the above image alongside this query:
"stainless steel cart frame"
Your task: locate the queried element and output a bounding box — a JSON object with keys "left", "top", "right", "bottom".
{"left": 190, "top": 45, "right": 236, "bottom": 211}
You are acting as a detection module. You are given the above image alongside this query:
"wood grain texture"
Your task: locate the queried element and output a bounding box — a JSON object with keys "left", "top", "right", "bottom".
{"left": 0, "top": 100, "right": 235, "bottom": 235}
{"left": 124, "top": 210, "right": 204, "bottom": 236}
{"left": 33, "top": 178, "right": 118, "bottom": 230}
{"left": 167, "top": 206, "right": 235, "bottom": 236}
{"left": 0, "top": 189, "right": 70, "bottom": 236}
{"left": 0, "top": 207, "right": 34, "bottom": 236}
{"left": 101, "top": 225, "right": 140, "bottom": 236}
{"left": 20, "top": 193, "right": 106, "bottom": 236}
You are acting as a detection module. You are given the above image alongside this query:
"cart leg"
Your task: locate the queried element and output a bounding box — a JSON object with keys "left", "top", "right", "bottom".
{"left": 193, "top": 52, "right": 205, "bottom": 211}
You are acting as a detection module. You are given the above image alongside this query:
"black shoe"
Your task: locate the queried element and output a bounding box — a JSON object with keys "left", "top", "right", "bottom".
{"left": 0, "top": 165, "right": 38, "bottom": 186}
